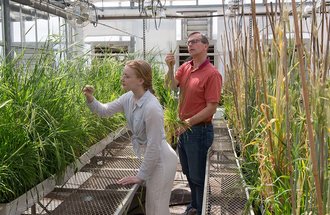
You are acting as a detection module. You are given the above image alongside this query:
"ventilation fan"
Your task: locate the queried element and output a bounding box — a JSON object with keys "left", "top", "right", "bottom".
{"left": 66, "top": 0, "right": 97, "bottom": 28}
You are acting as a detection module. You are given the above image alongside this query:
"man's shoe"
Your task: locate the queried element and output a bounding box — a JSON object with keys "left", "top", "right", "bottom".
{"left": 182, "top": 207, "right": 197, "bottom": 215}
{"left": 187, "top": 208, "right": 197, "bottom": 215}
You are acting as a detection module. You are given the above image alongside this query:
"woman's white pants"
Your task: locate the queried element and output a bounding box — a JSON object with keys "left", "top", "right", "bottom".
{"left": 145, "top": 141, "right": 178, "bottom": 215}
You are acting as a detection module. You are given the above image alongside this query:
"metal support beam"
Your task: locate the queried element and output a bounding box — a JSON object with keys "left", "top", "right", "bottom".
{"left": 98, "top": 14, "right": 225, "bottom": 20}
{"left": 2, "top": 0, "right": 13, "bottom": 59}
{"left": 9, "top": 3, "right": 49, "bottom": 20}
{"left": 11, "top": 0, "right": 67, "bottom": 19}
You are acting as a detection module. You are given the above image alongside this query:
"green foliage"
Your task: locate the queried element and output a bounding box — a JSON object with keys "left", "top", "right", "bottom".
{"left": 0, "top": 48, "right": 125, "bottom": 203}
{"left": 222, "top": 9, "right": 330, "bottom": 214}
{"left": 0, "top": 44, "right": 178, "bottom": 204}
{"left": 152, "top": 62, "right": 182, "bottom": 148}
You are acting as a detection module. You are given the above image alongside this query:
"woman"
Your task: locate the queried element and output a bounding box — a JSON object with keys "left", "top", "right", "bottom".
{"left": 82, "top": 60, "right": 178, "bottom": 215}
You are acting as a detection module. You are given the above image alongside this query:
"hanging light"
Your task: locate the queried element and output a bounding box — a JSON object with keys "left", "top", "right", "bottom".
{"left": 302, "top": 5, "right": 313, "bottom": 18}
{"left": 228, "top": 0, "right": 240, "bottom": 10}
{"left": 65, "top": 0, "right": 98, "bottom": 27}
{"left": 226, "top": 0, "right": 240, "bottom": 17}
{"left": 226, "top": 8, "right": 237, "bottom": 17}
{"left": 135, "top": 0, "right": 166, "bottom": 17}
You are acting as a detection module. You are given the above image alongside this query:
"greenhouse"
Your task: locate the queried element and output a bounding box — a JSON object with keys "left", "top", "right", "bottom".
{"left": 0, "top": 0, "right": 329, "bottom": 214}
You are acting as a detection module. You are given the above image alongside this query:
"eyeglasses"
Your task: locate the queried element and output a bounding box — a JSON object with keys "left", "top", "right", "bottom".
{"left": 186, "top": 39, "right": 202, "bottom": 46}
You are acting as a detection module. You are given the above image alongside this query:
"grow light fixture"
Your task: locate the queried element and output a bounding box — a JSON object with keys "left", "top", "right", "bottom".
{"left": 226, "top": 0, "right": 240, "bottom": 17}
{"left": 136, "top": 0, "right": 166, "bottom": 18}
{"left": 302, "top": 0, "right": 322, "bottom": 18}
{"left": 228, "top": 0, "right": 240, "bottom": 10}
{"left": 133, "top": 0, "right": 166, "bottom": 29}
{"left": 226, "top": 8, "right": 237, "bottom": 17}
{"left": 65, "top": 0, "right": 98, "bottom": 27}
{"left": 302, "top": 5, "right": 313, "bottom": 18}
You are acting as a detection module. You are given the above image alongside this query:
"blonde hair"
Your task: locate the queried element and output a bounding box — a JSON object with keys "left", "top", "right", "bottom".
{"left": 125, "top": 60, "right": 153, "bottom": 92}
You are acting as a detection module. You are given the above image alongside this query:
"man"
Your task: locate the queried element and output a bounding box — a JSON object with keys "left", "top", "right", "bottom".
{"left": 165, "top": 32, "right": 222, "bottom": 215}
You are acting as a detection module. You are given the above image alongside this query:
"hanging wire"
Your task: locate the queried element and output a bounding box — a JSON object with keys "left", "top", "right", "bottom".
{"left": 89, "top": 3, "right": 98, "bottom": 27}
{"left": 154, "top": 17, "right": 162, "bottom": 30}
{"left": 136, "top": 0, "right": 166, "bottom": 29}
{"left": 153, "top": 0, "right": 166, "bottom": 30}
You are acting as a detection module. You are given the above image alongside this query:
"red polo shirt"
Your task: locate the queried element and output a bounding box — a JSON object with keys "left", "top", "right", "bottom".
{"left": 175, "top": 59, "right": 222, "bottom": 122}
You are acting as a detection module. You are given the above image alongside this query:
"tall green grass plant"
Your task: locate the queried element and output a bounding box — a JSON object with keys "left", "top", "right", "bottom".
{"left": 0, "top": 44, "right": 125, "bottom": 203}
{"left": 222, "top": 1, "right": 329, "bottom": 214}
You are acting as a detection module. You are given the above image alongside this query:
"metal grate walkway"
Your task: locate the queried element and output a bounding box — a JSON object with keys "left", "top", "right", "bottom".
{"left": 20, "top": 109, "right": 250, "bottom": 215}
{"left": 22, "top": 131, "right": 142, "bottom": 215}
{"left": 202, "top": 114, "right": 250, "bottom": 215}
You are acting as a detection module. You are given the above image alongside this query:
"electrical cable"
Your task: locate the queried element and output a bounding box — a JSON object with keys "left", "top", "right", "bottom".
{"left": 154, "top": 17, "right": 161, "bottom": 30}
{"left": 88, "top": 2, "right": 98, "bottom": 27}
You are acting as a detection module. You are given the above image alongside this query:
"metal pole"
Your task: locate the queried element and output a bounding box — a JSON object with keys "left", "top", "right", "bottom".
{"left": 31, "top": 204, "right": 36, "bottom": 215}
{"left": 35, "top": 9, "right": 38, "bottom": 49}
{"left": 2, "top": 0, "right": 13, "bottom": 59}
{"left": 143, "top": 18, "right": 146, "bottom": 60}
{"left": 65, "top": 21, "right": 69, "bottom": 59}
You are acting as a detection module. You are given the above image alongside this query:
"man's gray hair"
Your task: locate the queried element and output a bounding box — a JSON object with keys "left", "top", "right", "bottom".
{"left": 188, "top": 32, "right": 209, "bottom": 45}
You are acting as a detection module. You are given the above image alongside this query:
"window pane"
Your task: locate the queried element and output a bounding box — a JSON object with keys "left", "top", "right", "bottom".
{"left": 95, "top": 2, "right": 118, "bottom": 7}
{"left": 85, "top": 35, "right": 121, "bottom": 42}
{"left": 59, "top": 18, "right": 66, "bottom": 38}
{"left": 0, "top": 22, "right": 2, "bottom": 43}
{"left": 37, "top": 18, "right": 49, "bottom": 42}
{"left": 199, "top": 0, "right": 221, "bottom": 5}
{"left": 25, "top": 19, "right": 36, "bottom": 42}
{"left": 176, "top": 20, "right": 181, "bottom": 40}
{"left": 120, "top": 2, "right": 130, "bottom": 6}
{"left": 122, "top": 36, "right": 130, "bottom": 41}
{"left": 49, "top": 16, "right": 60, "bottom": 35}
{"left": 58, "top": 18, "right": 67, "bottom": 54}
{"left": 0, "top": 5, "right": 2, "bottom": 43}
{"left": 171, "top": 1, "right": 196, "bottom": 6}
{"left": 13, "top": 22, "right": 22, "bottom": 42}
{"left": 212, "top": 15, "right": 217, "bottom": 39}
{"left": 94, "top": 1, "right": 131, "bottom": 7}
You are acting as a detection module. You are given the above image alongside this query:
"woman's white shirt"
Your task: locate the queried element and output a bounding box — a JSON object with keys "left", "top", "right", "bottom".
{"left": 87, "top": 90, "right": 166, "bottom": 181}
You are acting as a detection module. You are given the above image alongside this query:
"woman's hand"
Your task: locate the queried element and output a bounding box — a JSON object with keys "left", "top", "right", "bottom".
{"left": 117, "top": 176, "right": 143, "bottom": 186}
{"left": 82, "top": 85, "right": 95, "bottom": 103}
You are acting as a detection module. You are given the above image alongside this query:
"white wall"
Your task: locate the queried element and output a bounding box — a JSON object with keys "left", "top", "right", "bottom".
{"left": 81, "top": 3, "right": 327, "bottom": 80}
{"left": 83, "top": 17, "right": 178, "bottom": 70}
